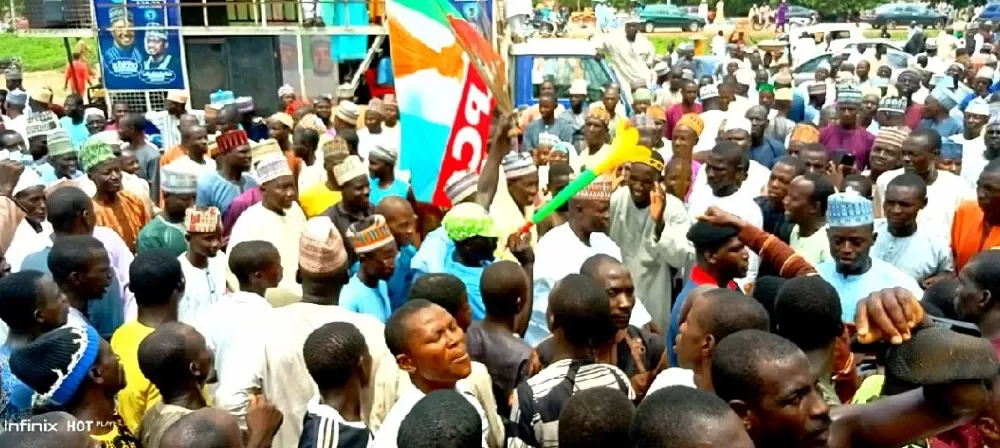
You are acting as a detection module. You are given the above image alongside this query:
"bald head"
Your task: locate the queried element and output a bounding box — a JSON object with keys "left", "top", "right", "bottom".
{"left": 179, "top": 113, "right": 200, "bottom": 131}
{"left": 580, "top": 253, "right": 627, "bottom": 281}
{"left": 374, "top": 195, "right": 414, "bottom": 219}
{"left": 0, "top": 412, "right": 92, "bottom": 448}
{"left": 161, "top": 408, "right": 243, "bottom": 448}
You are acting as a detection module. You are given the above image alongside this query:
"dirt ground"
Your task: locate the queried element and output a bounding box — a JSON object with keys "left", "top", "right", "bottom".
{"left": 21, "top": 69, "right": 85, "bottom": 105}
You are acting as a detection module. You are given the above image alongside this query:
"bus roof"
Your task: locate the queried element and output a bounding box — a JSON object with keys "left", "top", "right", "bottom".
{"left": 510, "top": 38, "right": 597, "bottom": 57}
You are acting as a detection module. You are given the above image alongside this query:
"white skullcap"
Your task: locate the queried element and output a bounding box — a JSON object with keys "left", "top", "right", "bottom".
{"left": 968, "top": 98, "right": 991, "bottom": 116}
{"left": 724, "top": 117, "right": 752, "bottom": 133}
{"left": 12, "top": 166, "right": 43, "bottom": 196}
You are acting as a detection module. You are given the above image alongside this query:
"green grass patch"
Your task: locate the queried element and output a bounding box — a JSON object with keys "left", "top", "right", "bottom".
{"left": 0, "top": 35, "right": 98, "bottom": 72}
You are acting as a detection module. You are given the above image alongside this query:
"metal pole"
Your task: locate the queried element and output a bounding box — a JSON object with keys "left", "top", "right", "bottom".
{"left": 62, "top": 38, "right": 82, "bottom": 97}
{"left": 296, "top": 32, "right": 307, "bottom": 98}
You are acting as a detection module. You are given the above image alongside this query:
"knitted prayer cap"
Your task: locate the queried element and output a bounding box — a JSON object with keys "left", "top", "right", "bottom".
{"left": 335, "top": 101, "right": 360, "bottom": 123}
{"left": 234, "top": 96, "right": 254, "bottom": 114}
{"left": 675, "top": 113, "right": 704, "bottom": 136}
{"left": 569, "top": 79, "right": 588, "bottom": 95}
{"left": 442, "top": 203, "right": 496, "bottom": 241}
{"left": 12, "top": 165, "right": 43, "bottom": 196}
{"left": 215, "top": 130, "right": 249, "bottom": 155}
{"left": 878, "top": 96, "right": 907, "bottom": 114}
{"left": 444, "top": 170, "right": 479, "bottom": 204}
{"left": 826, "top": 189, "right": 874, "bottom": 228}
{"left": 346, "top": 214, "right": 394, "bottom": 254}
{"left": 502, "top": 151, "right": 537, "bottom": 180}
{"left": 269, "top": 112, "right": 293, "bottom": 129}
{"left": 251, "top": 139, "right": 282, "bottom": 164}
{"left": 632, "top": 88, "right": 653, "bottom": 102}
{"left": 551, "top": 142, "right": 574, "bottom": 155}
{"left": 254, "top": 154, "right": 292, "bottom": 185}
{"left": 108, "top": 5, "right": 133, "bottom": 23}
{"left": 940, "top": 141, "right": 963, "bottom": 160}
{"left": 324, "top": 135, "right": 351, "bottom": 158}
{"left": 724, "top": 117, "right": 751, "bottom": 134}
{"left": 977, "top": 66, "right": 996, "bottom": 80}
{"left": 161, "top": 163, "right": 200, "bottom": 195}
{"left": 646, "top": 105, "right": 666, "bottom": 121}
{"left": 874, "top": 127, "right": 910, "bottom": 150}
{"left": 967, "top": 98, "right": 990, "bottom": 116}
{"left": 775, "top": 88, "right": 793, "bottom": 101}
{"left": 699, "top": 84, "right": 719, "bottom": 100}
{"left": 929, "top": 87, "right": 959, "bottom": 110}
{"left": 383, "top": 94, "right": 398, "bottom": 107}
{"left": 46, "top": 129, "right": 74, "bottom": 158}
{"left": 574, "top": 174, "right": 614, "bottom": 202}
{"left": 333, "top": 155, "right": 367, "bottom": 185}
{"left": 84, "top": 108, "right": 105, "bottom": 120}
{"left": 368, "top": 98, "right": 385, "bottom": 116}
{"left": 538, "top": 132, "right": 561, "bottom": 147}
{"left": 790, "top": 123, "right": 820, "bottom": 144}
{"left": 861, "top": 86, "right": 882, "bottom": 100}
{"left": 10, "top": 325, "right": 100, "bottom": 407}
{"left": 5, "top": 89, "right": 26, "bottom": 106}
{"left": 79, "top": 138, "right": 117, "bottom": 173}
{"left": 296, "top": 114, "right": 327, "bottom": 134}
{"left": 184, "top": 206, "right": 221, "bottom": 233}
{"left": 369, "top": 143, "right": 399, "bottom": 165}
{"left": 836, "top": 85, "right": 862, "bottom": 105}
{"left": 4, "top": 66, "right": 22, "bottom": 80}
{"left": 299, "top": 216, "right": 348, "bottom": 274}
{"left": 25, "top": 112, "right": 58, "bottom": 139}
{"left": 209, "top": 90, "right": 235, "bottom": 106}
{"left": 166, "top": 90, "right": 189, "bottom": 104}
{"left": 758, "top": 83, "right": 775, "bottom": 93}
{"left": 587, "top": 105, "right": 610, "bottom": 123}
{"left": 630, "top": 113, "right": 656, "bottom": 132}
{"left": 807, "top": 82, "right": 827, "bottom": 95}
{"left": 277, "top": 84, "right": 295, "bottom": 97}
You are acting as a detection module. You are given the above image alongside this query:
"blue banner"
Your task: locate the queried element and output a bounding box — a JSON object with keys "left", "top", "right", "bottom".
{"left": 450, "top": 0, "right": 493, "bottom": 41}
{"left": 94, "top": 0, "right": 185, "bottom": 90}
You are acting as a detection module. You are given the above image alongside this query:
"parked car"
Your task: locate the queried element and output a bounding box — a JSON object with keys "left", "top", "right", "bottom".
{"left": 972, "top": 3, "right": 1000, "bottom": 27}
{"left": 861, "top": 3, "right": 948, "bottom": 29}
{"left": 828, "top": 38, "right": 902, "bottom": 54}
{"left": 792, "top": 49, "right": 913, "bottom": 85}
{"left": 786, "top": 5, "right": 820, "bottom": 24}
{"left": 638, "top": 4, "right": 706, "bottom": 32}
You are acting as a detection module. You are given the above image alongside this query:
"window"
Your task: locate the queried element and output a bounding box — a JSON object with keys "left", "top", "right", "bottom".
{"left": 795, "top": 54, "right": 831, "bottom": 73}
{"left": 830, "top": 30, "right": 852, "bottom": 40}
{"left": 531, "top": 56, "right": 612, "bottom": 102}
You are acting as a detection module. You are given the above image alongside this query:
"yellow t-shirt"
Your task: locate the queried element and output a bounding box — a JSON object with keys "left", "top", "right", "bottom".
{"left": 299, "top": 183, "right": 343, "bottom": 218}
{"left": 110, "top": 321, "right": 158, "bottom": 433}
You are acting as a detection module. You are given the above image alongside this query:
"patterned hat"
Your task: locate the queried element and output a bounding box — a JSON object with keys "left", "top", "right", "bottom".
{"left": 444, "top": 170, "right": 479, "bottom": 204}
{"left": 296, "top": 114, "right": 328, "bottom": 134}
{"left": 4, "top": 66, "right": 22, "bottom": 81}
{"left": 346, "top": 214, "right": 395, "bottom": 254}
{"left": 836, "top": 86, "right": 863, "bottom": 105}
{"left": 324, "top": 135, "right": 351, "bottom": 158}
{"left": 335, "top": 101, "right": 360, "bottom": 123}
{"left": 878, "top": 96, "right": 907, "bottom": 114}
{"left": 79, "top": 138, "right": 117, "bottom": 172}
{"left": 827, "top": 189, "right": 874, "bottom": 228}
{"left": 538, "top": 132, "right": 561, "bottom": 147}
{"left": 5, "top": 89, "right": 26, "bottom": 106}
{"left": 299, "top": 216, "right": 348, "bottom": 274}
{"left": 874, "top": 127, "right": 910, "bottom": 150}
{"left": 967, "top": 98, "right": 990, "bottom": 116}
{"left": 166, "top": 90, "right": 189, "bottom": 104}
{"left": 632, "top": 88, "right": 653, "bottom": 102}
{"left": 251, "top": 139, "right": 282, "bottom": 164}
{"left": 930, "top": 87, "right": 959, "bottom": 110}
{"left": 108, "top": 5, "right": 133, "bottom": 23}
{"left": 790, "top": 123, "right": 820, "bottom": 143}
{"left": 12, "top": 165, "right": 43, "bottom": 196}
{"left": 631, "top": 113, "right": 656, "bottom": 132}
{"left": 807, "top": 82, "right": 827, "bottom": 95}
{"left": 940, "top": 141, "right": 963, "bottom": 160}
{"left": 184, "top": 206, "right": 221, "bottom": 233}
{"left": 255, "top": 154, "right": 292, "bottom": 185}
{"left": 278, "top": 84, "right": 295, "bottom": 97}
{"left": 370, "top": 143, "right": 398, "bottom": 165}
{"left": 502, "top": 151, "right": 537, "bottom": 180}
{"left": 10, "top": 325, "right": 100, "bottom": 407}
{"left": 646, "top": 105, "right": 666, "bottom": 121}
{"left": 574, "top": 174, "right": 614, "bottom": 201}
{"left": 775, "top": 88, "right": 794, "bottom": 101}
{"left": 84, "top": 108, "right": 105, "bottom": 120}
{"left": 587, "top": 105, "right": 611, "bottom": 123}
{"left": 675, "top": 113, "right": 704, "bottom": 136}
{"left": 29, "top": 87, "right": 53, "bottom": 104}
{"left": 442, "top": 203, "right": 496, "bottom": 241}
{"left": 209, "top": 90, "right": 236, "bottom": 106}
{"left": 333, "top": 155, "right": 367, "bottom": 185}
{"left": 161, "top": 163, "right": 200, "bottom": 195}
{"left": 25, "top": 113, "right": 58, "bottom": 139}
{"left": 368, "top": 99, "right": 385, "bottom": 116}
{"left": 47, "top": 129, "right": 74, "bottom": 158}
{"left": 234, "top": 96, "right": 254, "bottom": 114}
{"left": 216, "top": 130, "right": 249, "bottom": 155}
{"left": 699, "top": 84, "right": 719, "bottom": 100}
{"left": 269, "top": 112, "right": 293, "bottom": 129}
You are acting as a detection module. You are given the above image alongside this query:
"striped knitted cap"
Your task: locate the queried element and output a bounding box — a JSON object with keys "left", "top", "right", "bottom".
{"left": 574, "top": 174, "right": 614, "bottom": 202}
{"left": 346, "top": 214, "right": 394, "bottom": 254}
{"left": 444, "top": 170, "right": 479, "bottom": 204}
{"left": 874, "top": 127, "right": 910, "bottom": 150}
{"left": 46, "top": 129, "right": 74, "bottom": 158}
{"left": 299, "top": 216, "right": 348, "bottom": 274}
{"left": 10, "top": 325, "right": 100, "bottom": 407}
{"left": 502, "top": 151, "right": 537, "bottom": 180}
{"left": 216, "top": 130, "right": 249, "bottom": 154}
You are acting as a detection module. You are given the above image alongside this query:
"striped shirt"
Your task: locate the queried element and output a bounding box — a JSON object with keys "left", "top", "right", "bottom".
{"left": 507, "top": 359, "right": 634, "bottom": 448}
{"left": 94, "top": 190, "right": 153, "bottom": 253}
{"left": 300, "top": 396, "right": 373, "bottom": 448}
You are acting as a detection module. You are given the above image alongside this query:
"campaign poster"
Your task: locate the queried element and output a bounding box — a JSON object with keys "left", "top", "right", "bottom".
{"left": 94, "top": 0, "right": 186, "bottom": 90}
{"left": 449, "top": 0, "right": 493, "bottom": 41}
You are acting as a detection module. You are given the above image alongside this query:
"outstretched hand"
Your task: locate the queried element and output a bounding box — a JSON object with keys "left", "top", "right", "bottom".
{"left": 697, "top": 206, "right": 745, "bottom": 229}
{"left": 854, "top": 287, "right": 927, "bottom": 345}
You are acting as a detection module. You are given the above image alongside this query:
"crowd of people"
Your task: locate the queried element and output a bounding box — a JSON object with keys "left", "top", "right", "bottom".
{"left": 4, "top": 15, "right": 1000, "bottom": 448}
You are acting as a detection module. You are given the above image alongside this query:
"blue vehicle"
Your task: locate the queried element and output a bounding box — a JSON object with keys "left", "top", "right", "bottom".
{"left": 510, "top": 38, "right": 632, "bottom": 116}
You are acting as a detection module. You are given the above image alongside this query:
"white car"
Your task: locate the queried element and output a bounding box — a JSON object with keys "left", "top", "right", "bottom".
{"left": 777, "top": 23, "right": 866, "bottom": 54}
{"left": 791, "top": 49, "right": 913, "bottom": 85}
{"left": 828, "top": 38, "right": 903, "bottom": 54}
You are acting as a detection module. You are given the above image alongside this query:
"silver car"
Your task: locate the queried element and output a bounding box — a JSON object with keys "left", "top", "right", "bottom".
{"left": 792, "top": 49, "right": 913, "bottom": 86}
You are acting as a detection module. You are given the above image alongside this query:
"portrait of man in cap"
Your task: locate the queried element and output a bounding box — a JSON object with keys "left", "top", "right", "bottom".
{"left": 142, "top": 25, "right": 172, "bottom": 71}
{"left": 104, "top": 6, "right": 144, "bottom": 77}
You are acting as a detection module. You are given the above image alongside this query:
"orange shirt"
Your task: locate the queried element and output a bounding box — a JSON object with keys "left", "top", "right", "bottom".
{"left": 94, "top": 191, "right": 153, "bottom": 253}
{"left": 160, "top": 145, "right": 186, "bottom": 167}
{"left": 64, "top": 60, "right": 91, "bottom": 97}
{"left": 951, "top": 200, "right": 1000, "bottom": 272}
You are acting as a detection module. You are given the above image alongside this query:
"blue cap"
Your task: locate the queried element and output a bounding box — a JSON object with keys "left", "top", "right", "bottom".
{"left": 827, "top": 190, "right": 874, "bottom": 228}
{"left": 940, "top": 141, "right": 962, "bottom": 160}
